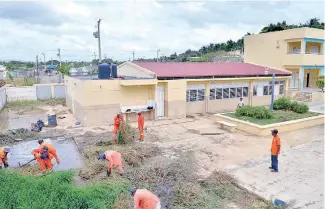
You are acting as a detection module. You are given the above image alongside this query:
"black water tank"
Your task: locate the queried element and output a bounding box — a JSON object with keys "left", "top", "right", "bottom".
{"left": 98, "top": 63, "right": 111, "bottom": 79}
{"left": 111, "top": 64, "right": 117, "bottom": 78}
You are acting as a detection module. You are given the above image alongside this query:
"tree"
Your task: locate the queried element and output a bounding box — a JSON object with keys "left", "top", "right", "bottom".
{"left": 316, "top": 75, "right": 325, "bottom": 92}
{"left": 57, "top": 64, "right": 70, "bottom": 76}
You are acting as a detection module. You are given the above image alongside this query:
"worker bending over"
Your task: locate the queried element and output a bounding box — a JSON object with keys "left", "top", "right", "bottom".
{"left": 113, "top": 113, "right": 123, "bottom": 143}
{"left": 98, "top": 150, "right": 123, "bottom": 177}
{"left": 0, "top": 146, "right": 10, "bottom": 169}
{"left": 137, "top": 112, "right": 144, "bottom": 142}
{"left": 37, "top": 139, "right": 60, "bottom": 164}
{"left": 32, "top": 146, "right": 53, "bottom": 173}
{"left": 130, "top": 187, "right": 161, "bottom": 209}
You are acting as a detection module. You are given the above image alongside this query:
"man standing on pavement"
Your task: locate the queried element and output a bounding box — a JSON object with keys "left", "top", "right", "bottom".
{"left": 269, "top": 129, "right": 280, "bottom": 172}
{"left": 137, "top": 112, "right": 144, "bottom": 142}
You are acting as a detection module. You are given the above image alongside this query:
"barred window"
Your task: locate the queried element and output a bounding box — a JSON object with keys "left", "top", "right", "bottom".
{"left": 216, "top": 88, "right": 222, "bottom": 99}
{"left": 189, "top": 90, "right": 197, "bottom": 102}
{"left": 230, "top": 88, "right": 236, "bottom": 98}
{"left": 223, "top": 88, "right": 229, "bottom": 99}
{"left": 243, "top": 87, "right": 248, "bottom": 97}
{"left": 253, "top": 86, "right": 257, "bottom": 96}
{"left": 198, "top": 89, "right": 205, "bottom": 101}
{"left": 263, "top": 86, "right": 269, "bottom": 95}
{"left": 186, "top": 90, "right": 189, "bottom": 102}
{"left": 236, "top": 87, "right": 243, "bottom": 98}
{"left": 209, "top": 89, "right": 215, "bottom": 100}
{"left": 280, "top": 85, "right": 284, "bottom": 94}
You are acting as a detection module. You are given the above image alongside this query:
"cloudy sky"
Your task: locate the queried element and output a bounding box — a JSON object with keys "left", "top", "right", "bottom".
{"left": 0, "top": 0, "right": 324, "bottom": 62}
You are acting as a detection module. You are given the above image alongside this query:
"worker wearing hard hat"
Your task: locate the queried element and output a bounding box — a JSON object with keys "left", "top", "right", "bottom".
{"left": 0, "top": 146, "right": 10, "bottom": 169}
{"left": 37, "top": 139, "right": 60, "bottom": 164}
{"left": 32, "top": 146, "right": 53, "bottom": 173}
{"left": 113, "top": 113, "right": 123, "bottom": 143}
{"left": 137, "top": 112, "right": 145, "bottom": 142}
{"left": 130, "top": 187, "right": 161, "bottom": 209}
{"left": 98, "top": 150, "right": 123, "bottom": 177}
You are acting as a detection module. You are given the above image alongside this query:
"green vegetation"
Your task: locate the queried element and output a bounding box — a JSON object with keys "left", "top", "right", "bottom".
{"left": 225, "top": 110, "right": 320, "bottom": 125}
{"left": 235, "top": 106, "right": 272, "bottom": 119}
{"left": 57, "top": 64, "right": 71, "bottom": 76}
{"left": 0, "top": 170, "right": 130, "bottom": 209}
{"left": 316, "top": 75, "right": 325, "bottom": 92}
{"left": 5, "top": 98, "right": 66, "bottom": 109}
{"left": 274, "top": 98, "right": 309, "bottom": 114}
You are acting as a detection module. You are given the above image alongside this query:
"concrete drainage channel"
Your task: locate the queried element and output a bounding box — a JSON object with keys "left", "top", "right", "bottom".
{"left": 8, "top": 136, "right": 84, "bottom": 171}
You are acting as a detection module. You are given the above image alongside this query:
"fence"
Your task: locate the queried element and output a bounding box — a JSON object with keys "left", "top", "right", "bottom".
{"left": 6, "top": 83, "right": 66, "bottom": 102}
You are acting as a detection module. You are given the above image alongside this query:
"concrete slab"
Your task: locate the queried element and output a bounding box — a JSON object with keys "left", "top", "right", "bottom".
{"left": 227, "top": 139, "right": 324, "bottom": 209}
{"left": 308, "top": 101, "right": 324, "bottom": 114}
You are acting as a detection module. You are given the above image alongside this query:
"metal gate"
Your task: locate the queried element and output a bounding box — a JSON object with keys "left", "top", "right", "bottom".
{"left": 156, "top": 85, "right": 164, "bottom": 118}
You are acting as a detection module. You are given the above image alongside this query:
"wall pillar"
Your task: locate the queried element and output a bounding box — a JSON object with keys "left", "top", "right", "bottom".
{"left": 248, "top": 80, "right": 253, "bottom": 106}
{"left": 299, "top": 67, "right": 305, "bottom": 90}
{"left": 205, "top": 82, "right": 210, "bottom": 113}
{"left": 301, "top": 39, "right": 306, "bottom": 54}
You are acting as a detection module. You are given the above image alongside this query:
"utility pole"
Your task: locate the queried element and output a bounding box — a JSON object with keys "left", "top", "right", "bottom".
{"left": 132, "top": 50, "right": 135, "bottom": 61}
{"left": 36, "top": 55, "right": 39, "bottom": 77}
{"left": 57, "top": 48, "right": 61, "bottom": 66}
{"left": 97, "top": 19, "right": 102, "bottom": 63}
{"left": 42, "top": 53, "right": 46, "bottom": 70}
{"left": 156, "top": 49, "right": 160, "bottom": 62}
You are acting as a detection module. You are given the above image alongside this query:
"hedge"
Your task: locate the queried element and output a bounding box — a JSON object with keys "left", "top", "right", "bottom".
{"left": 273, "top": 98, "right": 309, "bottom": 114}
{"left": 235, "top": 106, "right": 272, "bottom": 119}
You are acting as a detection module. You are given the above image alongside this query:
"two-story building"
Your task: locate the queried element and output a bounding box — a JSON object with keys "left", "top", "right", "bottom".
{"left": 244, "top": 27, "right": 324, "bottom": 90}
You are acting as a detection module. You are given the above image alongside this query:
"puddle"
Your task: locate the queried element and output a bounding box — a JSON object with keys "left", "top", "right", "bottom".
{"left": 8, "top": 138, "right": 84, "bottom": 171}
{"left": 0, "top": 108, "right": 47, "bottom": 132}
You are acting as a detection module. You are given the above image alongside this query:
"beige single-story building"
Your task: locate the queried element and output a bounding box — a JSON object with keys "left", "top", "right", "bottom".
{"left": 65, "top": 62, "right": 291, "bottom": 126}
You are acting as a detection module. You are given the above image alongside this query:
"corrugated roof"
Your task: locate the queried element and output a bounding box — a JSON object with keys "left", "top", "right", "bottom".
{"left": 133, "top": 62, "right": 291, "bottom": 78}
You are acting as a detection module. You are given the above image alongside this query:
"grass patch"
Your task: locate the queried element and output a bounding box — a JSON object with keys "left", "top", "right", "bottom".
{"left": 5, "top": 98, "right": 65, "bottom": 109}
{"left": 0, "top": 170, "right": 130, "bottom": 209}
{"left": 224, "top": 110, "right": 321, "bottom": 125}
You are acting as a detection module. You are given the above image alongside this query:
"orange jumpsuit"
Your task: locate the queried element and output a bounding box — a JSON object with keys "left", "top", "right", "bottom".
{"left": 32, "top": 148, "right": 54, "bottom": 173}
{"left": 39, "top": 142, "right": 60, "bottom": 164}
{"left": 0, "top": 147, "right": 8, "bottom": 167}
{"left": 104, "top": 151, "right": 123, "bottom": 173}
{"left": 138, "top": 114, "right": 144, "bottom": 141}
{"left": 134, "top": 189, "right": 160, "bottom": 209}
{"left": 113, "top": 116, "right": 123, "bottom": 142}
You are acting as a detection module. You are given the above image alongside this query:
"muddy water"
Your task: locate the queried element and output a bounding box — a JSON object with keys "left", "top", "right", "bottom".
{"left": 0, "top": 108, "right": 47, "bottom": 131}
{"left": 8, "top": 138, "right": 84, "bottom": 171}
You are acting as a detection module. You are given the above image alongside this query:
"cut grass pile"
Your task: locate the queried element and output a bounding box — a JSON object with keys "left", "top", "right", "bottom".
{"left": 0, "top": 170, "right": 130, "bottom": 209}
{"left": 224, "top": 110, "right": 320, "bottom": 125}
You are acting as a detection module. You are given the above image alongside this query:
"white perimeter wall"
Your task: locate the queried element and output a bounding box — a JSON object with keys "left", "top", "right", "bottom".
{"left": 6, "top": 86, "right": 37, "bottom": 102}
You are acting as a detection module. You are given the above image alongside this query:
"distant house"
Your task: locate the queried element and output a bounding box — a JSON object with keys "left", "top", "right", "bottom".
{"left": 0, "top": 65, "right": 8, "bottom": 80}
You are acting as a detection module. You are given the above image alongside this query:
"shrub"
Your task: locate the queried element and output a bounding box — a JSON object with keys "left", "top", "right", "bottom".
{"left": 235, "top": 106, "right": 272, "bottom": 119}
{"left": 290, "top": 102, "right": 309, "bottom": 114}
{"left": 316, "top": 75, "right": 324, "bottom": 92}
{"left": 273, "top": 98, "right": 291, "bottom": 110}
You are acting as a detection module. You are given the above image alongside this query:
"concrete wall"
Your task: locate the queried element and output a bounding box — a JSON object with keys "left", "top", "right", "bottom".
{"left": 0, "top": 87, "right": 6, "bottom": 111}
{"left": 164, "top": 80, "right": 187, "bottom": 118}
{"left": 6, "top": 86, "right": 37, "bottom": 102}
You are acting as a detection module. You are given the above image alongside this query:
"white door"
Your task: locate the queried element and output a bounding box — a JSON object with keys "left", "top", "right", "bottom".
{"left": 156, "top": 85, "right": 164, "bottom": 118}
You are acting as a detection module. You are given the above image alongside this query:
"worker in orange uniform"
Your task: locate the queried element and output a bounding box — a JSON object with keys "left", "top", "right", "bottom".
{"left": 137, "top": 112, "right": 144, "bottom": 142}
{"left": 98, "top": 150, "right": 123, "bottom": 177}
{"left": 37, "top": 139, "right": 60, "bottom": 164}
{"left": 0, "top": 146, "right": 10, "bottom": 169}
{"left": 269, "top": 129, "right": 281, "bottom": 172}
{"left": 32, "top": 146, "right": 53, "bottom": 173}
{"left": 130, "top": 187, "right": 161, "bottom": 209}
{"left": 113, "top": 113, "right": 123, "bottom": 143}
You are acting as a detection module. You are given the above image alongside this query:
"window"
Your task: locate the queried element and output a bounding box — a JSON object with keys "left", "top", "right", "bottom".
{"left": 253, "top": 86, "right": 257, "bottom": 96}
{"left": 189, "top": 90, "right": 197, "bottom": 102}
{"left": 236, "top": 87, "right": 243, "bottom": 98}
{"left": 230, "top": 88, "right": 236, "bottom": 98}
{"left": 279, "top": 85, "right": 284, "bottom": 94}
{"left": 243, "top": 87, "right": 248, "bottom": 97}
{"left": 263, "top": 86, "right": 268, "bottom": 95}
{"left": 210, "top": 89, "right": 215, "bottom": 100}
{"left": 223, "top": 88, "right": 229, "bottom": 99}
{"left": 269, "top": 85, "right": 273, "bottom": 95}
{"left": 216, "top": 88, "right": 222, "bottom": 99}
{"left": 198, "top": 89, "right": 205, "bottom": 101}
{"left": 186, "top": 90, "right": 189, "bottom": 102}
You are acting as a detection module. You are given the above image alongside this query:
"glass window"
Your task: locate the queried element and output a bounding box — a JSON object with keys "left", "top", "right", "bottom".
{"left": 279, "top": 85, "right": 284, "bottom": 94}
{"left": 253, "top": 86, "right": 257, "bottom": 96}
{"left": 216, "top": 88, "right": 222, "bottom": 99}
{"left": 269, "top": 85, "right": 273, "bottom": 95}
{"left": 223, "top": 88, "right": 229, "bottom": 99}
{"left": 263, "top": 86, "right": 268, "bottom": 95}
{"left": 189, "top": 90, "right": 197, "bottom": 102}
{"left": 230, "top": 88, "right": 236, "bottom": 98}
{"left": 186, "top": 90, "right": 189, "bottom": 102}
{"left": 198, "top": 89, "right": 205, "bottom": 101}
{"left": 236, "top": 87, "right": 242, "bottom": 98}
{"left": 275, "top": 81, "right": 279, "bottom": 84}
{"left": 280, "top": 80, "right": 285, "bottom": 84}
{"left": 209, "top": 89, "right": 215, "bottom": 100}
{"left": 243, "top": 87, "right": 248, "bottom": 97}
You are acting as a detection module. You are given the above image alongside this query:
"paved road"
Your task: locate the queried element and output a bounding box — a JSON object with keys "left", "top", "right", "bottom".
{"left": 308, "top": 101, "right": 324, "bottom": 114}
{"left": 227, "top": 139, "right": 324, "bottom": 209}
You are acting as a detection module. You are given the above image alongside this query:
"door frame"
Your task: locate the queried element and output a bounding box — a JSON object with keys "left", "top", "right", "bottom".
{"left": 306, "top": 73, "right": 310, "bottom": 87}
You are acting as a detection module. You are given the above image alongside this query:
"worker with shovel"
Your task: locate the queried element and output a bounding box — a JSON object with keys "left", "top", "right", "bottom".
{"left": 0, "top": 146, "right": 10, "bottom": 169}
{"left": 130, "top": 187, "right": 161, "bottom": 209}
{"left": 32, "top": 146, "right": 53, "bottom": 173}
{"left": 37, "top": 139, "right": 60, "bottom": 164}
{"left": 113, "top": 113, "right": 123, "bottom": 143}
{"left": 98, "top": 150, "right": 123, "bottom": 177}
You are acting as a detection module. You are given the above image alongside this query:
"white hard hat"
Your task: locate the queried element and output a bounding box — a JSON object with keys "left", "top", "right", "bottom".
{"left": 3, "top": 146, "right": 10, "bottom": 153}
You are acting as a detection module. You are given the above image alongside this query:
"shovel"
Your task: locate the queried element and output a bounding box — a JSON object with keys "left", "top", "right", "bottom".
{"left": 18, "top": 158, "right": 36, "bottom": 167}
